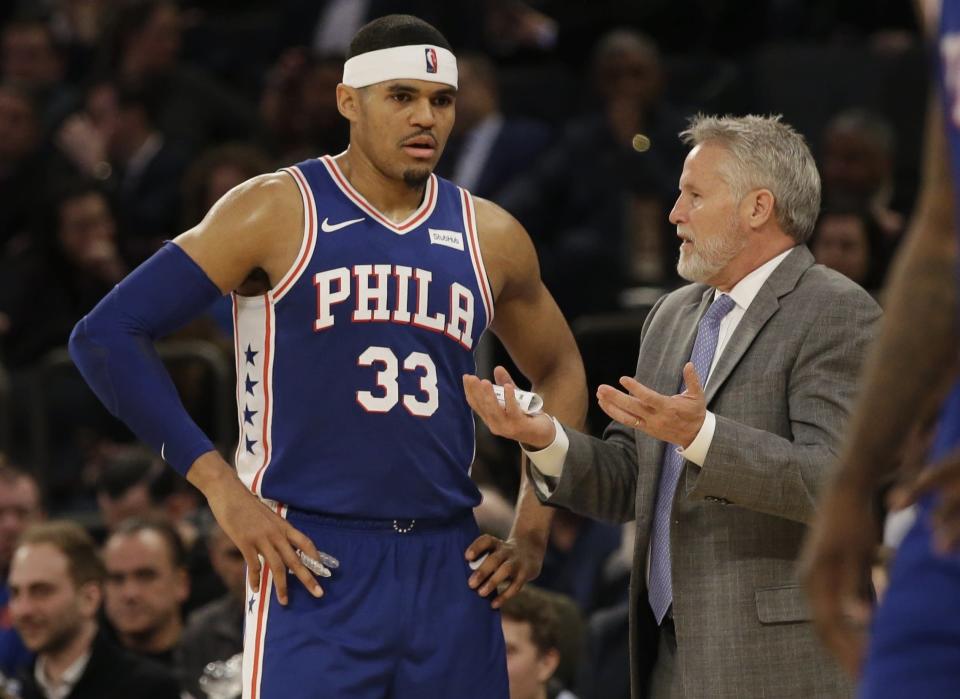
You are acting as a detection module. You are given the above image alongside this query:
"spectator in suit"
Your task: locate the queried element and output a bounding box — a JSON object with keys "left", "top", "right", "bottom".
{"left": 435, "top": 53, "right": 553, "bottom": 202}
{"left": 102, "top": 517, "right": 189, "bottom": 668}
{"left": 56, "top": 78, "right": 189, "bottom": 265}
{"left": 9, "top": 520, "right": 180, "bottom": 698}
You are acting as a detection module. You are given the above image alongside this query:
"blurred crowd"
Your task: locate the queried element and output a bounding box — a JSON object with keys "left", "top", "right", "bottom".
{"left": 0, "top": 0, "right": 927, "bottom": 697}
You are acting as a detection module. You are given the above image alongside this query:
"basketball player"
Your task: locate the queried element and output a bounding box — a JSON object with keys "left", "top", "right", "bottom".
{"left": 68, "top": 15, "right": 587, "bottom": 699}
{"left": 803, "top": 1, "right": 960, "bottom": 696}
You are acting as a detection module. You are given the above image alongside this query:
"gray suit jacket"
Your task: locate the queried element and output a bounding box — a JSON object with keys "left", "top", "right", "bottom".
{"left": 540, "top": 247, "right": 880, "bottom": 698}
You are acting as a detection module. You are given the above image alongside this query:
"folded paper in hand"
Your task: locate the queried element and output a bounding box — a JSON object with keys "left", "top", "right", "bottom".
{"left": 491, "top": 385, "right": 544, "bottom": 415}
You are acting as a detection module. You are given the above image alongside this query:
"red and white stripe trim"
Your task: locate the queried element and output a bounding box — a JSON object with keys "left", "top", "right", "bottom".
{"left": 319, "top": 154, "right": 438, "bottom": 234}
{"left": 460, "top": 188, "right": 494, "bottom": 329}
{"left": 272, "top": 166, "right": 318, "bottom": 303}
{"left": 231, "top": 294, "right": 243, "bottom": 471}
{"left": 242, "top": 502, "right": 287, "bottom": 699}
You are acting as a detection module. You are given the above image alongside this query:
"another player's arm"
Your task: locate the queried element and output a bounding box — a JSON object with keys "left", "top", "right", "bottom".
{"left": 802, "top": 98, "right": 956, "bottom": 673}
{"left": 70, "top": 173, "right": 327, "bottom": 605}
{"left": 463, "top": 197, "right": 588, "bottom": 608}
{"left": 836, "top": 101, "right": 956, "bottom": 500}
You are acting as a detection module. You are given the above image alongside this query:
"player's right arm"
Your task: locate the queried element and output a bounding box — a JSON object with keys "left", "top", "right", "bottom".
{"left": 802, "top": 96, "right": 956, "bottom": 673}
{"left": 69, "top": 172, "right": 325, "bottom": 605}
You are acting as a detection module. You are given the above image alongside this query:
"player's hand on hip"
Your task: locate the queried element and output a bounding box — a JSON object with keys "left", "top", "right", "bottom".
{"left": 900, "top": 446, "right": 960, "bottom": 552}
{"left": 191, "top": 455, "right": 327, "bottom": 605}
{"left": 465, "top": 534, "right": 543, "bottom": 609}
{"left": 463, "top": 366, "right": 555, "bottom": 450}
{"left": 597, "top": 363, "right": 705, "bottom": 447}
{"left": 800, "top": 475, "right": 876, "bottom": 677}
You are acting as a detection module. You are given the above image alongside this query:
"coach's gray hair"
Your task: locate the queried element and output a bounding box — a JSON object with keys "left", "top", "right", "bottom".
{"left": 680, "top": 114, "right": 821, "bottom": 244}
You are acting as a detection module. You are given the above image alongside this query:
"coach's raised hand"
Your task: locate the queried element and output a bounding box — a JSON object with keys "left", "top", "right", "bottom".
{"left": 186, "top": 452, "right": 326, "bottom": 605}
{"left": 463, "top": 366, "right": 556, "bottom": 450}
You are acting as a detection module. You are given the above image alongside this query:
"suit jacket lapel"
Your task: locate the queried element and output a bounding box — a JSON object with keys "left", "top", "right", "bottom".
{"left": 703, "top": 246, "right": 815, "bottom": 404}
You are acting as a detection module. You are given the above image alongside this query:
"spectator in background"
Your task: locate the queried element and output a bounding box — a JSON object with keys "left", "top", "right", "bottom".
{"left": 501, "top": 585, "right": 581, "bottom": 699}
{"left": 57, "top": 78, "right": 189, "bottom": 264}
{"left": 0, "top": 181, "right": 127, "bottom": 509}
{"left": 98, "top": 0, "right": 258, "bottom": 152}
{"left": 181, "top": 143, "right": 275, "bottom": 228}
{"left": 435, "top": 53, "right": 553, "bottom": 202}
{"left": 47, "top": 0, "right": 112, "bottom": 83}
{"left": 821, "top": 108, "right": 906, "bottom": 240}
{"left": 95, "top": 448, "right": 222, "bottom": 613}
{"left": 0, "top": 181, "right": 126, "bottom": 369}
{"left": 811, "top": 206, "right": 889, "bottom": 293}
{"left": 102, "top": 517, "right": 189, "bottom": 668}
{"left": 1, "top": 14, "right": 74, "bottom": 131}
{"left": 0, "top": 465, "right": 43, "bottom": 681}
{"left": 174, "top": 521, "right": 244, "bottom": 698}
{"left": 501, "top": 29, "right": 687, "bottom": 319}
{"left": 259, "top": 49, "right": 347, "bottom": 163}
{"left": 0, "top": 83, "right": 58, "bottom": 252}
{"left": 9, "top": 520, "right": 180, "bottom": 699}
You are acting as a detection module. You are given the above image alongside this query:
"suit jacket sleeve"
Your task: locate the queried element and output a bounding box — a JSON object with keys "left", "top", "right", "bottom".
{"left": 531, "top": 296, "right": 670, "bottom": 523}
{"left": 684, "top": 284, "right": 881, "bottom": 523}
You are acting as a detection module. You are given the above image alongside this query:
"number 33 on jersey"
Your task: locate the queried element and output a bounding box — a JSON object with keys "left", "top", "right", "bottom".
{"left": 231, "top": 155, "right": 494, "bottom": 520}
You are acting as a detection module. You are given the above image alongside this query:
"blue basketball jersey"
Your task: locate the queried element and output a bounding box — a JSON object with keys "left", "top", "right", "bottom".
{"left": 230, "top": 155, "right": 494, "bottom": 518}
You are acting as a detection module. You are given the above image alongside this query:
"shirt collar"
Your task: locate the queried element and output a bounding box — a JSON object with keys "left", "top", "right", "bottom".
{"left": 715, "top": 246, "right": 794, "bottom": 311}
{"left": 35, "top": 649, "right": 91, "bottom": 699}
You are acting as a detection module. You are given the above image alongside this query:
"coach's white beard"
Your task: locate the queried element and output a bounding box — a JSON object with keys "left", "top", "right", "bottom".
{"left": 676, "top": 222, "right": 747, "bottom": 284}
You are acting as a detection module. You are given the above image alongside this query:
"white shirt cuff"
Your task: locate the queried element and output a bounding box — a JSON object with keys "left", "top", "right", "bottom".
{"left": 521, "top": 416, "right": 568, "bottom": 476}
{"left": 677, "top": 410, "right": 715, "bottom": 467}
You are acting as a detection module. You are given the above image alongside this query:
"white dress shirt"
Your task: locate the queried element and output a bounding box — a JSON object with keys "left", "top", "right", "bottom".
{"left": 524, "top": 248, "right": 795, "bottom": 479}
{"left": 35, "top": 650, "right": 91, "bottom": 699}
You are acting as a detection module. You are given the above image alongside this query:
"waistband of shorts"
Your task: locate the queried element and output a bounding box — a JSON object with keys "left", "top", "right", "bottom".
{"left": 284, "top": 507, "right": 474, "bottom": 533}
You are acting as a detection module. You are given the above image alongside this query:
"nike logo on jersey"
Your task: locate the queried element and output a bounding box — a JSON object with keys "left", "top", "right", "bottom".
{"left": 321, "top": 216, "right": 365, "bottom": 232}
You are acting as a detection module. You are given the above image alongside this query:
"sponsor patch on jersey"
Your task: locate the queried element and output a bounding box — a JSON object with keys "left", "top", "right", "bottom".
{"left": 428, "top": 228, "right": 464, "bottom": 251}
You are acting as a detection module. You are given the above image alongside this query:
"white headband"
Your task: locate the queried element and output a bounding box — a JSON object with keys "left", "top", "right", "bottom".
{"left": 342, "top": 44, "right": 458, "bottom": 89}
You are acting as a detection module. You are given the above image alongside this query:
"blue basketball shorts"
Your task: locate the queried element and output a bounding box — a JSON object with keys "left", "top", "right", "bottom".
{"left": 241, "top": 507, "right": 509, "bottom": 699}
{"left": 860, "top": 501, "right": 960, "bottom": 698}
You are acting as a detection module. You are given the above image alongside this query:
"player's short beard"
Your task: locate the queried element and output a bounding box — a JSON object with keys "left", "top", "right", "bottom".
{"left": 676, "top": 217, "right": 748, "bottom": 283}
{"left": 402, "top": 168, "right": 431, "bottom": 190}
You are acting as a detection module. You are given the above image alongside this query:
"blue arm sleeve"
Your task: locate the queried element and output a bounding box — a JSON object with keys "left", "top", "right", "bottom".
{"left": 69, "top": 242, "right": 224, "bottom": 476}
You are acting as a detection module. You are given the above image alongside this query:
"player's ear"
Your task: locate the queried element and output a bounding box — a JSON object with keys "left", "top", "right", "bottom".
{"left": 337, "top": 84, "right": 361, "bottom": 123}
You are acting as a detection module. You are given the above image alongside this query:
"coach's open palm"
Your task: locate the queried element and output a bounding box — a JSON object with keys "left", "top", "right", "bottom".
{"left": 189, "top": 452, "right": 327, "bottom": 605}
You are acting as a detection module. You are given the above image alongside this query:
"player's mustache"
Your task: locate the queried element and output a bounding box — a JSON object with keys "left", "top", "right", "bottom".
{"left": 399, "top": 130, "right": 437, "bottom": 147}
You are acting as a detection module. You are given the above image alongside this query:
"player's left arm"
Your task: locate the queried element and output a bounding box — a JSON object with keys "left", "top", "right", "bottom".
{"left": 463, "top": 196, "right": 588, "bottom": 608}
